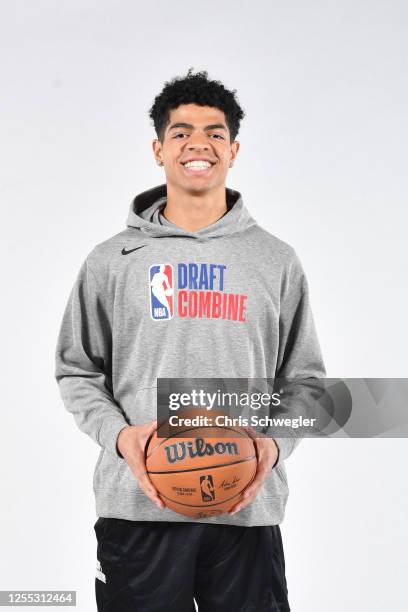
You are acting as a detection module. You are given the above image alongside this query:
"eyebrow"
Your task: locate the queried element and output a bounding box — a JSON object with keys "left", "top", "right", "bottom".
{"left": 168, "top": 122, "right": 228, "bottom": 132}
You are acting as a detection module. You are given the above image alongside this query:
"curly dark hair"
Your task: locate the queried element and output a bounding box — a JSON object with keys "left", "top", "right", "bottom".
{"left": 148, "top": 68, "right": 245, "bottom": 143}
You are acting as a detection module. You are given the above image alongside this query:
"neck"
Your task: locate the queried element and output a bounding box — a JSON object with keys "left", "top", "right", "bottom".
{"left": 162, "top": 183, "right": 228, "bottom": 232}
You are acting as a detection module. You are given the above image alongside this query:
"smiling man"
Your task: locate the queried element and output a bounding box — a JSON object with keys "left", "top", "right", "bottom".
{"left": 55, "top": 68, "right": 326, "bottom": 611}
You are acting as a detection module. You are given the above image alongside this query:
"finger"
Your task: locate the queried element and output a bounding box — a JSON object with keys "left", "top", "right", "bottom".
{"left": 227, "top": 495, "right": 245, "bottom": 515}
{"left": 243, "top": 424, "right": 256, "bottom": 437}
{"left": 243, "top": 427, "right": 260, "bottom": 456}
{"left": 140, "top": 420, "right": 158, "bottom": 447}
{"left": 127, "top": 449, "right": 165, "bottom": 510}
{"left": 136, "top": 468, "right": 166, "bottom": 510}
{"left": 144, "top": 419, "right": 158, "bottom": 435}
{"left": 228, "top": 487, "right": 260, "bottom": 515}
{"left": 240, "top": 459, "right": 269, "bottom": 500}
{"left": 242, "top": 481, "right": 260, "bottom": 499}
{"left": 243, "top": 465, "right": 269, "bottom": 498}
{"left": 244, "top": 425, "right": 265, "bottom": 440}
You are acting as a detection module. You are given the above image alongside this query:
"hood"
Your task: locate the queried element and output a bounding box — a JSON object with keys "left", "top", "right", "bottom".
{"left": 126, "top": 184, "right": 257, "bottom": 240}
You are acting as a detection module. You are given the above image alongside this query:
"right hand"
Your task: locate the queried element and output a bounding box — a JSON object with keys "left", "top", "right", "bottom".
{"left": 116, "top": 420, "right": 165, "bottom": 511}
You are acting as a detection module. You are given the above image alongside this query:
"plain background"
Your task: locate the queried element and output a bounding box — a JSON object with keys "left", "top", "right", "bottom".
{"left": 1, "top": 1, "right": 407, "bottom": 610}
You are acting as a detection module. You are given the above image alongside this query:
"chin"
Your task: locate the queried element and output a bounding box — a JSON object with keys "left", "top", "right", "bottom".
{"left": 182, "top": 179, "right": 212, "bottom": 192}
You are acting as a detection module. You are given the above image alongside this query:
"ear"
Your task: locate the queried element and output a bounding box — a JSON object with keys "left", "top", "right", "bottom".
{"left": 230, "top": 140, "right": 240, "bottom": 164}
{"left": 152, "top": 139, "right": 163, "bottom": 165}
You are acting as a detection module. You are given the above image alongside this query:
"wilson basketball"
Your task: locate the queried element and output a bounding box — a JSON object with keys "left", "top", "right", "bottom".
{"left": 145, "top": 423, "right": 257, "bottom": 519}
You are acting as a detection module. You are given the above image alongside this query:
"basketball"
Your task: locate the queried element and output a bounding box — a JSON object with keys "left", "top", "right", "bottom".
{"left": 164, "top": 288, "right": 173, "bottom": 296}
{"left": 145, "top": 423, "right": 258, "bottom": 519}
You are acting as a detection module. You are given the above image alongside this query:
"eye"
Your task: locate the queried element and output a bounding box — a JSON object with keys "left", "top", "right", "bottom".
{"left": 174, "top": 133, "right": 188, "bottom": 139}
{"left": 211, "top": 134, "right": 224, "bottom": 140}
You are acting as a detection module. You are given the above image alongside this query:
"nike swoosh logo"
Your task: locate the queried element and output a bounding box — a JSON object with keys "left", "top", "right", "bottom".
{"left": 121, "top": 245, "right": 148, "bottom": 255}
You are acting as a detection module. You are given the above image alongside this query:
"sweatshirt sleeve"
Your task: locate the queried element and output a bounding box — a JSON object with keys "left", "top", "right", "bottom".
{"left": 54, "top": 258, "right": 129, "bottom": 457}
{"left": 273, "top": 250, "right": 326, "bottom": 467}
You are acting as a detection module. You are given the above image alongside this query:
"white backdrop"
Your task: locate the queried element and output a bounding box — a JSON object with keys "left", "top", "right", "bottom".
{"left": 1, "top": 1, "right": 407, "bottom": 610}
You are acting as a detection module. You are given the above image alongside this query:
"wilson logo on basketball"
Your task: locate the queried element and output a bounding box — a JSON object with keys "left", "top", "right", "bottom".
{"left": 164, "top": 438, "right": 239, "bottom": 464}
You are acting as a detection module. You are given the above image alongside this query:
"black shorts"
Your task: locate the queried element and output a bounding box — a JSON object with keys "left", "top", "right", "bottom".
{"left": 94, "top": 518, "right": 290, "bottom": 612}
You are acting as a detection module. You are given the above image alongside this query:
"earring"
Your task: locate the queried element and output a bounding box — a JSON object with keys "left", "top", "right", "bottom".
{"left": 157, "top": 160, "right": 163, "bottom": 166}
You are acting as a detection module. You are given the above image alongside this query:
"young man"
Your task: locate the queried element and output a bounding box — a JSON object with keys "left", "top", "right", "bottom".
{"left": 55, "top": 69, "right": 325, "bottom": 611}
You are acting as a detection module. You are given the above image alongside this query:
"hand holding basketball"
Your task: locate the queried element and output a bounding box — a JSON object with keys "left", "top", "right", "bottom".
{"left": 145, "top": 417, "right": 258, "bottom": 518}
{"left": 228, "top": 427, "right": 279, "bottom": 515}
{"left": 165, "top": 288, "right": 173, "bottom": 296}
{"left": 117, "top": 420, "right": 166, "bottom": 511}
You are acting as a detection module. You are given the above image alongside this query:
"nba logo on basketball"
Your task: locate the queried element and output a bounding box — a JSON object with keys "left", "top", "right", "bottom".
{"left": 149, "top": 264, "right": 174, "bottom": 320}
{"left": 200, "top": 475, "right": 215, "bottom": 502}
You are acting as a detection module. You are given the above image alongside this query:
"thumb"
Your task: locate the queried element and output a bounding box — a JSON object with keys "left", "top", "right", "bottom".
{"left": 146, "top": 419, "right": 158, "bottom": 433}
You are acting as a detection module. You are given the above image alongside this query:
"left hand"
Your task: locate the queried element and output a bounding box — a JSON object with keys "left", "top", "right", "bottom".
{"left": 228, "top": 427, "right": 279, "bottom": 515}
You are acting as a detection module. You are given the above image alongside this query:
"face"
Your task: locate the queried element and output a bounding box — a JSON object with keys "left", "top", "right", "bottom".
{"left": 152, "top": 104, "right": 240, "bottom": 194}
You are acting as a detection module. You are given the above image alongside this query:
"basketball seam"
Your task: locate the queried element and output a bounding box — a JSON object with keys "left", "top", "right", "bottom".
{"left": 147, "top": 455, "right": 257, "bottom": 474}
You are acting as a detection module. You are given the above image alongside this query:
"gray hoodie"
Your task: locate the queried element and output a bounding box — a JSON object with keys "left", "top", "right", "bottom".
{"left": 54, "top": 183, "right": 326, "bottom": 527}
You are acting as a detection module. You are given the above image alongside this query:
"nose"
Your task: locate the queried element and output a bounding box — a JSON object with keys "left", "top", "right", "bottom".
{"left": 187, "top": 142, "right": 210, "bottom": 151}
{"left": 186, "top": 132, "right": 211, "bottom": 150}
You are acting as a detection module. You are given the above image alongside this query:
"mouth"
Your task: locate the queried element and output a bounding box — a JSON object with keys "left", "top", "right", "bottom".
{"left": 180, "top": 159, "right": 216, "bottom": 175}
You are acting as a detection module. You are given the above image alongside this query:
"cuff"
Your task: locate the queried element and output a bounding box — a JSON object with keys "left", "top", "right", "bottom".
{"left": 272, "top": 437, "right": 298, "bottom": 467}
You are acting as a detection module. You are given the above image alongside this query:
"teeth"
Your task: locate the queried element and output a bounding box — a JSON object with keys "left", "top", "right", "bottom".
{"left": 184, "top": 161, "right": 212, "bottom": 169}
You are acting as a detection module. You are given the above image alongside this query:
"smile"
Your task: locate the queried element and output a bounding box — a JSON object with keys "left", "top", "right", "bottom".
{"left": 181, "top": 160, "right": 215, "bottom": 175}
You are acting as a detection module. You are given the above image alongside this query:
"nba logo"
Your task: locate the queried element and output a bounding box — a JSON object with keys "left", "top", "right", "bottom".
{"left": 200, "top": 475, "right": 215, "bottom": 502}
{"left": 149, "top": 264, "right": 174, "bottom": 320}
